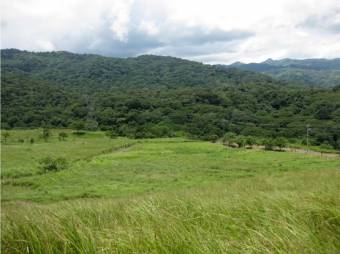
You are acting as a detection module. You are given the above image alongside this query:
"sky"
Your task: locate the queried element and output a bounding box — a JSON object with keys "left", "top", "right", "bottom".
{"left": 1, "top": 0, "right": 340, "bottom": 64}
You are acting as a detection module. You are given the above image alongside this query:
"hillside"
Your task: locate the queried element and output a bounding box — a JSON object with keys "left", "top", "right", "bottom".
{"left": 228, "top": 58, "right": 340, "bottom": 87}
{"left": 1, "top": 49, "right": 340, "bottom": 149}
{"left": 1, "top": 49, "right": 277, "bottom": 88}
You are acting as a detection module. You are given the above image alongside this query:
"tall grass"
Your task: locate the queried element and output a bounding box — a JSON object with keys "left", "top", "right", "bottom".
{"left": 2, "top": 169, "right": 340, "bottom": 253}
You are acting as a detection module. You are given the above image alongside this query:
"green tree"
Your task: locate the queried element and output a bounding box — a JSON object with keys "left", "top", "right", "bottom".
{"left": 274, "top": 137, "right": 288, "bottom": 150}
{"left": 264, "top": 138, "right": 275, "bottom": 151}
{"left": 223, "top": 132, "right": 237, "bottom": 145}
{"left": 58, "top": 132, "right": 68, "bottom": 141}
{"left": 39, "top": 156, "right": 68, "bottom": 173}
{"left": 2, "top": 132, "right": 10, "bottom": 144}
{"left": 42, "top": 128, "right": 51, "bottom": 142}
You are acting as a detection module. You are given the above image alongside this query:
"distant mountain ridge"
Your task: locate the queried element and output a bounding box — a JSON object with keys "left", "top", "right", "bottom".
{"left": 1, "top": 49, "right": 278, "bottom": 88}
{"left": 226, "top": 58, "right": 340, "bottom": 87}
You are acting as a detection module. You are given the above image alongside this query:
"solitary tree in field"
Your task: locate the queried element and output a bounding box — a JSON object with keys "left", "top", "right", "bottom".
{"left": 42, "top": 128, "right": 50, "bottom": 142}
{"left": 2, "top": 132, "right": 10, "bottom": 144}
{"left": 58, "top": 132, "right": 68, "bottom": 141}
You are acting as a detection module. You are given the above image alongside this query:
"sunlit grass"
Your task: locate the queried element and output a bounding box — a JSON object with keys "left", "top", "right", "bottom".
{"left": 1, "top": 130, "right": 340, "bottom": 253}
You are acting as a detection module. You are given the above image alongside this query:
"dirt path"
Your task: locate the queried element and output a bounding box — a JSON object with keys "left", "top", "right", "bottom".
{"left": 250, "top": 145, "right": 340, "bottom": 158}
{"left": 283, "top": 147, "right": 340, "bottom": 158}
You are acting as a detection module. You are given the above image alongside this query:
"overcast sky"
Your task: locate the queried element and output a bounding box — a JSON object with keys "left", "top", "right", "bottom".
{"left": 1, "top": 0, "right": 340, "bottom": 63}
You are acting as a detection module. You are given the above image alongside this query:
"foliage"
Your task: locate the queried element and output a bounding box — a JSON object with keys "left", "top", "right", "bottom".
{"left": 42, "top": 127, "right": 50, "bottom": 142}
{"left": 1, "top": 50, "right": 340, "bottom": 149}
{"left": 264, "top": 138, "right": 276, "bottom": 151}
{"left": 229, "top": 58, "right": 340, "bottom": 87}
{"left": 39, "top": 156, "right": 68, "bottom": 173}
{"left": 2, "top": 132, "right": 10, "bottom": 143}
{"left": 58, "top": 132, "right": 68, "bottom": 141}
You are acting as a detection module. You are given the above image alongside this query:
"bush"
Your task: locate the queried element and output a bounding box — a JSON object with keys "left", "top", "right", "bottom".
{"left": 264, "top": 138, "right": 275, "bottom": 151}
{"left": 2, "top": 132, "right": 10, "bottom": 144}
{"left": 42, "top": 127, "right": 50, "bottom": 141}
{"left": 245, "top": 136, "right": 256, "bottom": 146}
{"left": 264, "top": 137, "right": 288, "bottom": 151}
{"left": 274, "top": 137, "right": 288, "bottom": 150}
{"left": 72, "top": 131, "right": 86, "bottom": 136}
{"left": 39, "top": 157, "right": 68, "bottom": 173}
{"left": 106, "top": 130, "right": 119, "bottom": 139}
{"left": 58, "top": 132, "right": 68, "bottom": 141}
{"left": 234, "top": 136, "right": 247, "bottom": 147}
{"left": 223, "top": 132, "right": 237, "bottom": 145}
{"left": 320, "top": 142, "right": 333, "bottom": 150}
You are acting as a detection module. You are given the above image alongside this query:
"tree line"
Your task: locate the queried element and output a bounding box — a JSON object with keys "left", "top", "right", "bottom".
{"left": 1, "top": 49, "right": 340, "bottom": 149}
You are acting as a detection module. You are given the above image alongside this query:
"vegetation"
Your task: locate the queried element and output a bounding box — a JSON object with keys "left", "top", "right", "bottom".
{"left": 1, "top": 130, "right": 340, "bottom": 253}
{"left": 39, "top": 156, "right": 68, "bottom": 173}
{"left": 1, "top": 131, "right": 10, "bottom": 143}
{"left": 229, "top": 58, "right": 340, "bottom": 87}
{"left": 1, "top": 49, "right": 340, "bottom": 253}
{"left": 2, "top": 50, "right": 340, "bottom": 149}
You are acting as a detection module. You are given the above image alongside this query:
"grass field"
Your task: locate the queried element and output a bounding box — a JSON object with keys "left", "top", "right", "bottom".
{"left": 2, "top": 129, "right": 340, "bottom": 253}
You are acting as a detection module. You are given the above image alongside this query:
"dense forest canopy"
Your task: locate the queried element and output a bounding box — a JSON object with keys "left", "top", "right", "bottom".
{"left": 1, "top": 49, "right": 340, "bottom": 149}
{"left": 226, "top": 58, "right": 340, "bottom": 87}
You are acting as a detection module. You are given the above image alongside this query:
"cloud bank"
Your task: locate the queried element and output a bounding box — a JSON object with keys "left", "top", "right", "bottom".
{"left": 1, "top": 0, "right": 340, "bottom": 63}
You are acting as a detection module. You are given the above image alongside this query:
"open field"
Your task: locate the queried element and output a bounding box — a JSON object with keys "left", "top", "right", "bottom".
{"left": 2, "top": 130, "right": 340, "bottom": 253}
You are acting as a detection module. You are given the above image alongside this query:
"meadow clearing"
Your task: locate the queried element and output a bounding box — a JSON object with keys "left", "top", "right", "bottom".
{"left": 1, "top": 129, "right": 340, "bottom": 253}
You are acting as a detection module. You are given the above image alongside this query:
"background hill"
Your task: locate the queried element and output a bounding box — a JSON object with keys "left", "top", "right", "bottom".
{"left": 2, "top": 49, "right": 277, "bottom": 88}
{"left": 226, "top": 58, "right": 340, "bottom": 87}
{"left": 1, "top": 49, "right": 340, "bottom": 149}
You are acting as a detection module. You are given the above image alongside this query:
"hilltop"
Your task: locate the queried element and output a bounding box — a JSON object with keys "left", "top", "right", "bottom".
{"left": 1, "top": 49, "right": 277, "bottom": 88}
{"left": 227, "top": 58, "right": 340, "bottom": 87}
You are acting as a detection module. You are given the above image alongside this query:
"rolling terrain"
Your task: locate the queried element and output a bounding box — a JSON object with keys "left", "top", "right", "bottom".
{"left": 2, "top": 130, "right": 340, "bottom": 253}
{"left": 2, "top": 49, "right": 340, "bottom": 149}
{"left": 1, "top": 50, "right": 340, "bottom": 253}
{"left": 227, "top": 58, "right": 340, "bottom": 87}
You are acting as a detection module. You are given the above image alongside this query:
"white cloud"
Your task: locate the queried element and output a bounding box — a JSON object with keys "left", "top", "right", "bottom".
{"left": 138, "top": 20, "right": 159, "bottom": 36}
{"left": 1, "top": 0, "right": 340, "bottom": 63}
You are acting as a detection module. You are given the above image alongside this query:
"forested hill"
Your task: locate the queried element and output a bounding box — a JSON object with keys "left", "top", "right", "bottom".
{"left": 226, "top": 58, "right": 340, "bottom": 87}
{"left": 1, "top": 49, "right": 278, "bottom": 88}
{"left": 1, "top": 49, "right": 340, "bottom": 149}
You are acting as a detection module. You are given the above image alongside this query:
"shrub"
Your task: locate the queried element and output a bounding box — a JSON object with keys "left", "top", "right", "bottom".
{"left": 72, "top": 131, "right": 86, "bottom": 136}
{"left": 2, "top": 132, "right": 10, "bottom": 144}
{"left": 30, "top": 138, "right": 35, "bottom": 144}
{"left": 234, "top": 136, "right": 246, "bottom": 147}
{"left": 245, "top": 136, "right": 256, "bottom": 146}
{"left": 264, "top": 138, "right": 275, "bottom": 151}
{"left": 39, "top": 157, "right": 68, "bottom": 173}
{"left": 42, "top": 128, "right": 50, "bottom": 141}
{"left": 320, "top": 142, "right": 333, "bottom": 150}
{"left": 206, "top": 134, "right": 219, "bottom": 142}
{"left": 274, "top": 137, "right": 288, "bottom": 150}
{"left": 106, "top": 130, "right": 119, "bottom": 139}
{"left": 223, "top": 132, "right": 237, "bottom": 145}
{"left": 58, "top": 132, "right": 68, "bottom": 141}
